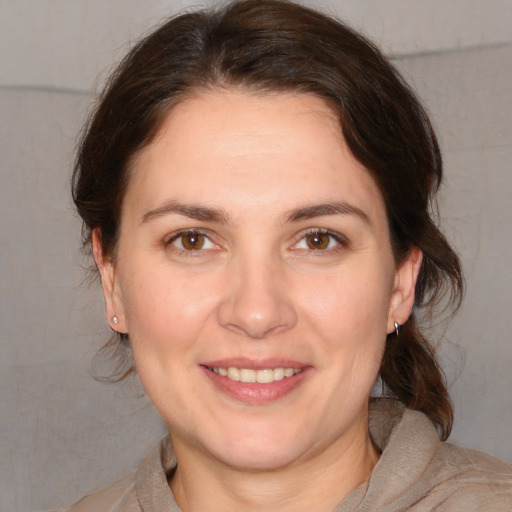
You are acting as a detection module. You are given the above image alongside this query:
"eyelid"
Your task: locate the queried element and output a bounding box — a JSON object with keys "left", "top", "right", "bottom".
{"left": 166, "top": 227, "right": 206, "bottom": 243}
{"left": 165, "top": 228, "right": 219, "bottom": 251}
{"left": 292, "top": 228, "right": 349, "bottom": 251}
{"left": 164, "top": 227, "right": 348, "bottom": 254}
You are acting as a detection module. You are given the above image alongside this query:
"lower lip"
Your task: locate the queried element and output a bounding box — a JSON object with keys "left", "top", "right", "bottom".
{"left": 200, "top": 366, "right": 310, "bottom": 404}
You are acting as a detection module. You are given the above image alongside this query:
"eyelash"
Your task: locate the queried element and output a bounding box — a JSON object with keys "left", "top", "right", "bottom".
{"left": 292, "top": 228, "right": 348, "bottom": 253}
{"left": 165, "top": 228, "right": 348, "bottom": 256}
{"left": 166, "top": 229, "right": 217, "bottom": 255}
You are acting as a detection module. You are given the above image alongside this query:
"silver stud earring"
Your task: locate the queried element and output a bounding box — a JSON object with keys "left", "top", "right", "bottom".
{"left": 112, "top": 316, "right": 119, "bottom": 325}
{"left": 394, "top": 321, "right": 400, "bottom": 336}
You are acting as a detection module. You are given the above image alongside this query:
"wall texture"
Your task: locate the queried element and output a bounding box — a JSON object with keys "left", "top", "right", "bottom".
{"left": 1, "top": 1, "right": 511, "bottom": 510}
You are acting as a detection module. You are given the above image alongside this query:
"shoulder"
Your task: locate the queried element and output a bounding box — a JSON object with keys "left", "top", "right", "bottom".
{"left": 55, "top": 472, "right": 139, "bottom": 512}
{"left": 55, "top": 436, "right": 175, "bottom": 512}
{"left": 365, "top": 400, "right": 512, "bottom": 511}
{"left": 418, "top": 442, "right": 512, "bottom": 510}
{"left": 437, "top": 440, "right": 512, "bottom": 478}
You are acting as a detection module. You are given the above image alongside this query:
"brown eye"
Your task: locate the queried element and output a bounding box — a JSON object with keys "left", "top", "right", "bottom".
{"left": 180, "top": 232, "right": 205, "bottom": 250}
{"left": 305, "top": 231, "right": 331, "bottom": 250}
{"left": 168, "top": 230, "right": 217, "bottom": 253}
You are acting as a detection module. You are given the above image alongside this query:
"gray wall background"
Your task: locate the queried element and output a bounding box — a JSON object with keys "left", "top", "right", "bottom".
{"left": 1, "top": 1, "right": 511, "bottom": 510}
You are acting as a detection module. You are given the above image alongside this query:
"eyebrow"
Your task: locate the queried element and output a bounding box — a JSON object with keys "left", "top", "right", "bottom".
{"left": 141, "top": 201, "right": 230, "bottom": 224}
{"left": 285, "top": 201, "right": 370, "bottom": 224}
{"left": 141, "top": 200, "right": 369, "bottom": 226}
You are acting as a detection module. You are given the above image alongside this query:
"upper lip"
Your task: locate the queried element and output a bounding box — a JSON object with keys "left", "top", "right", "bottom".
{"left": 201, "top": 358, "right": 308, "bottom": 370}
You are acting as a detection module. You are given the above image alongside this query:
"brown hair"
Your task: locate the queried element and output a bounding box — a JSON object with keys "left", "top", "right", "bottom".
{"left": 73, "top": 0, "right": 463, "bottom": 440}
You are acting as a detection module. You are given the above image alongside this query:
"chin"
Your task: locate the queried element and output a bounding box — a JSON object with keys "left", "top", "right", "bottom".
{"left": 213, "top": 442, "right": 304, "bottom": 472}
{"left": 202, "top": 420, "right": 316, "bottom": 472}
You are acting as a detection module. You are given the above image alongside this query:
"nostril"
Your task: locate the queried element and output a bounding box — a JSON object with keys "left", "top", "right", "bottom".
{"left": 216, "top": 296, "right": 297, "bottom": 339}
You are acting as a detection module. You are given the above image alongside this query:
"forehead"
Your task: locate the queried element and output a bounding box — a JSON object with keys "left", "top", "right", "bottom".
{"left": 125, "top": 90, "right": 386, "bottom": 225}
{"left": 151, "top": 90, "right": 343, "bottom": 161}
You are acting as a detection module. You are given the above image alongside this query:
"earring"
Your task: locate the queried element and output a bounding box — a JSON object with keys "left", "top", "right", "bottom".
{"left": 394, "top": 321, "right": 400, "bottom": 336}
{"left": 112, "top": 316, "right": 119, "bottom": 325}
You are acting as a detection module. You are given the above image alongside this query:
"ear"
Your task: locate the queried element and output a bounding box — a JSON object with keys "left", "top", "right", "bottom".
{"left": 387, "top": 246, "right": 423, "bottom": 333}
{"left": 92, "top": 228, "right": 127, "bottom": 333}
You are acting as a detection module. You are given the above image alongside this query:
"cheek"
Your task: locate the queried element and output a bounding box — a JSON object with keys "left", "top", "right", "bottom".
{"left": 296, "top": 265, "right": 393, "bottom": 339}
{"left": 294, "top": 263, "right": 392, "bottom": 390}
{"left": 118, "top": 263, "right": 220, "bottom": 353}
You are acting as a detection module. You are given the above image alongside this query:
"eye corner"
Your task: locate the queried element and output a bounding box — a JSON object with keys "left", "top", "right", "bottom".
{"left": 166, "top": 228, "right": 221, "bottom": 254}
{"left": 291, "top": 228, "right": 349, "bottom": 253}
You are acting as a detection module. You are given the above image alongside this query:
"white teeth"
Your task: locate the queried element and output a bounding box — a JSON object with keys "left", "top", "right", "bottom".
{"left": 212, "top": 366, "right": 302, "bottom": 383}
{"left": 240, "top": 368, "right": 256, "bottom": 383}
{"left": 273, "top": 368, "right": 284, "bottom": 381}
{"left": 256, "top": 369, "right": 274, "bottom": 383}
{"left": 227, "top": 367, "right": 240, "bottom": 381}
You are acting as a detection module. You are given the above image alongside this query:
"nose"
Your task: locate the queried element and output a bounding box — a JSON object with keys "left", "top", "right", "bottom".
{"left": 216, "top": 255, "right": 297, "bottom": 339}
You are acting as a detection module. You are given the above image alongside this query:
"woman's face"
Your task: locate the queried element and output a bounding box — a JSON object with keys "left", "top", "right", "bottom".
{"left": 96, "top": 91, "right": 420, "bottom": 471}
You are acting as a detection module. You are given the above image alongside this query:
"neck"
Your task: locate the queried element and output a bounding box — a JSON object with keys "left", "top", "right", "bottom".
{"left": 169, "top": 417, "right": 380, "bottom": 512}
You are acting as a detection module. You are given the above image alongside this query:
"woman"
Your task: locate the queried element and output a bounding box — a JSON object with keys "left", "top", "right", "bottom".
{"left": 64, "top": 0, "right": 512, "bottom": 510}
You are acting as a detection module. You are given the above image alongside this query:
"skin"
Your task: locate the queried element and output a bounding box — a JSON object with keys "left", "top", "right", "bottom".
{"left": 93, "top": 90, "right": 422, "bottom": 511}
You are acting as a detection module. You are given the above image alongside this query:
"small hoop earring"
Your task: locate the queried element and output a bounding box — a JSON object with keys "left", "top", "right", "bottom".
{"left": 394, "top": 321, "right": 400, "bottom": 336}
{"left": 112, "top": 316, "right": 119, "bottom": 325}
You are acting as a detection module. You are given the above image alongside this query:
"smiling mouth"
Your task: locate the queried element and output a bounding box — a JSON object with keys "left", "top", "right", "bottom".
{"left": 206, "top": 366, "right": 302, "bottom": 383}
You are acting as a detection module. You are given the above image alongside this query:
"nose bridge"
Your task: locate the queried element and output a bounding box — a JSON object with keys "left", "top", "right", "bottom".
{"left": 217, "top": 244, "right": 297, "bottom": 338}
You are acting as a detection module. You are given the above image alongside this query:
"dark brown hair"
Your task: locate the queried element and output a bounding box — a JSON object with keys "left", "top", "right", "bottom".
{"left": 73, "top": 0, "right": 463, "bottom": 440}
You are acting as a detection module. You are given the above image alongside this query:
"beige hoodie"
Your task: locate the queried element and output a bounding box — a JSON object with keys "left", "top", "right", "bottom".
{"left": 58, "top": 399, "right": 512, "bottom": 511}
